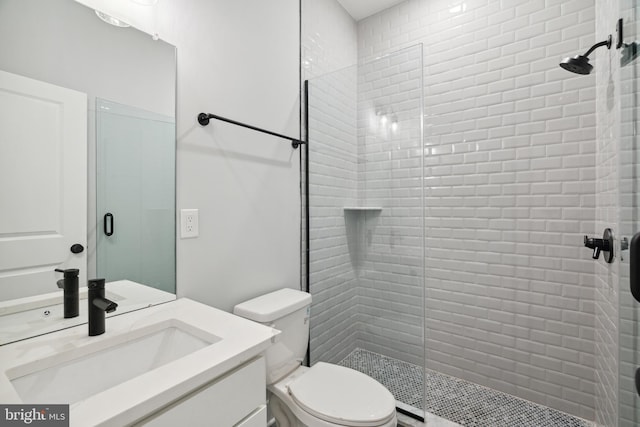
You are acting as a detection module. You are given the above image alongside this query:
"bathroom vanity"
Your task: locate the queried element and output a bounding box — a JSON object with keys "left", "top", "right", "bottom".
{"left": 0, "top": 299, "right": 278, "bottom": 426}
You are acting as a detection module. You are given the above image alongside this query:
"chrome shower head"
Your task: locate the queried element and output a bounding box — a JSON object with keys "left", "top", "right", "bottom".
{"left": 559, "top": 35, "right": 612, "bottom": 75}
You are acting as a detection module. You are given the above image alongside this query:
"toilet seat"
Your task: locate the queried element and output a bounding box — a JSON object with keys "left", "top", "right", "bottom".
{"left": 286, "top": 362, "right": 396, "bottom": 427}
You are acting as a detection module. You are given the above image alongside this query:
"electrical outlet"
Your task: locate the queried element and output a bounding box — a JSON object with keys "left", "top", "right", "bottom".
{"left": 180, "top": 209, "right": 199, "bottom": 238}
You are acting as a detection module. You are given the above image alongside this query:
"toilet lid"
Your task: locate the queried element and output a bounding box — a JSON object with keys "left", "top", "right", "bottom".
{"left": 287, "top": 362, "right": 396, "bottom": 427}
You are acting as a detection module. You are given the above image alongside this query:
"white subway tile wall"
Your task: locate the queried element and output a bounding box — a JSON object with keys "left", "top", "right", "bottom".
{"left": 594, "top": 1, "right": 619, "bottom": 427}
{"left": 301, "top": 0, "right": 358, "bottom": 79}
{"left": 616, "top": 1, "right": 640, "bottom": 426}
{"left": 356, "top": 0, "right": 597, "bottom": 420}
{"left": 307, "top": 65, "right": 360, "bottom": 364}
{"left": 302, "top": 0, "right": 358, "bottom": 365}
{"left": 356, "top": 45, "right": 425, "bottom": 366}
{"left": 303, "top": 0, "right": 613, "bottom": 422}
{"left": 307, "top": 46, "right": 425, "bottom": 366}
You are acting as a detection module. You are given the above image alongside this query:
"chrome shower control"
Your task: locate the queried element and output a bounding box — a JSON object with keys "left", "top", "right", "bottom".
{"left": 584, "top": 228, "right": 614, "bottom": 263}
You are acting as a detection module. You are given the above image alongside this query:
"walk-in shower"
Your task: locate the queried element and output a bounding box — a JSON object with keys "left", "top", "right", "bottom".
{"left": 304, "top": 44, "right": 593, "bottom": 426}
{"left": 302, "top": 0, "right": 640, "bottom": 426}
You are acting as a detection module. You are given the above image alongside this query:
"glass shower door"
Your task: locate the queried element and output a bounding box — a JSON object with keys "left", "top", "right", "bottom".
{"left": 96, "top": 98, "right": 175, "bottom": 293}
{"left": 307, "top": 45, "right": 425, "bottom": 419}
{"left": 619, "top": 2, "right": 640, "bottom": 426}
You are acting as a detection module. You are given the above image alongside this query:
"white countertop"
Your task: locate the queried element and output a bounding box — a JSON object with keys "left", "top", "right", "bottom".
{"left": 0, "top": 298, "right": 278, "bottom": 426}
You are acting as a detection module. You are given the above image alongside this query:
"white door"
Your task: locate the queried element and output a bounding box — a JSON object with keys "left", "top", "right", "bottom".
{"left": 0, "top": 70, "right": 87, "bottom": 300}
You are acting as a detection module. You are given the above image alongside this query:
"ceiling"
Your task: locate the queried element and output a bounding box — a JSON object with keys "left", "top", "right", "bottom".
{"left": 336, "top": 0, "right": 407, "bottom": 21}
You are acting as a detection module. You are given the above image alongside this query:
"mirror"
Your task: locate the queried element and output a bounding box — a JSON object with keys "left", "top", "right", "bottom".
{"left": 0, "top": 0, "right": 176, "bottom": 344}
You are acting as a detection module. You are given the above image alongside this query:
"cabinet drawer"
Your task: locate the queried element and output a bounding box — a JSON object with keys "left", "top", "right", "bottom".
{"left": 235, "top": 405, "right": 266, "bottom": 427}
{"left": 138, "top": 357, "right": 266, "bottom": 427}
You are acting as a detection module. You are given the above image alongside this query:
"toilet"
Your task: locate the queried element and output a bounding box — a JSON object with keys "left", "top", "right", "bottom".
{"left": 234, "top": 288, "right": 398, "bottom": 427}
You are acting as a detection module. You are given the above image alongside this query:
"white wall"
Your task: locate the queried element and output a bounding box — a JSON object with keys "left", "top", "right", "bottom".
{"left": 78, "top": 0, "right": 301, "bottom": 312}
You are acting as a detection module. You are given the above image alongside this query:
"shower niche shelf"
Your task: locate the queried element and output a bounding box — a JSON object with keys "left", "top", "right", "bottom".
{"left": 343, "top": 207, "right": 383, "bottom": 212}
{"left": 343, "top": 207, "right": 382, "bottom": 271}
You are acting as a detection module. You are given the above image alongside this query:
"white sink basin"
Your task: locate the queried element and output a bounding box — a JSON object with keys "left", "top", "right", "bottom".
{"left": 8, "top": 320, "right": 219, "bottom": 404}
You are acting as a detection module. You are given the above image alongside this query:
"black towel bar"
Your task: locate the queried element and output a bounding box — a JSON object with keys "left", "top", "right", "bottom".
{"left": 198, "top": 112, "right": 304, "bottom": 149}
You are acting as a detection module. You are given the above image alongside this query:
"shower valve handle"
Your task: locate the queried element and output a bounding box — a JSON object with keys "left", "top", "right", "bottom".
{"left": 584, "top": 236, "right": 607, "bottom": 259}
{"left": 584, "top": 228, "right": 614, "bottom": 263}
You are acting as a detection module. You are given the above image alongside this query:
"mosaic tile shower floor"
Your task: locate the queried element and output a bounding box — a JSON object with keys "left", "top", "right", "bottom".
{"left": 338, "top": 348, "right": 592, "bottom": 427}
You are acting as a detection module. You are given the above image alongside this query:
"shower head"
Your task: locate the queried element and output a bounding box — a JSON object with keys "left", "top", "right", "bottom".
{"left": 559, "top": 35, "right": 612, "bottom": 74}
{"left": 559, "top": 55, "right": 593, "bottom": 75}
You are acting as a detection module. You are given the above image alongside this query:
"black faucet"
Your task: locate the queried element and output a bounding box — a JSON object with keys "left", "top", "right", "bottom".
{"left": 88, "top": 278, "right": 118, "bottom": 336}
{"left": 54, "top": 268, "right": 79, "bottom": 318}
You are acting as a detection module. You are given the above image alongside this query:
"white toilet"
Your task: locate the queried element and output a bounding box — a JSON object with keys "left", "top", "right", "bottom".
{"left": 234, "top": 288, "right": 397, "bottom": 427}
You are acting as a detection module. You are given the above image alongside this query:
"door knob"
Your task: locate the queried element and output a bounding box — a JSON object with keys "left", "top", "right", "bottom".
{"left": 70, "top": 244, "right": 84, "bottom": 254}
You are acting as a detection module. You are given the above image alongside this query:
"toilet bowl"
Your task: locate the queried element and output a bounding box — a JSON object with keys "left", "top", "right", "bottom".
{"left": 233, "top": 289, "right": 397, "bottom": 427}
{"left": 269, "top": 364, "right": 397, "bottom": 427}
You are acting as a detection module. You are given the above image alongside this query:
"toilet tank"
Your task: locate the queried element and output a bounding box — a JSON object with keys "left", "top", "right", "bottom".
{"left": 233, "top": 288, "right": 311, "bottom": 384}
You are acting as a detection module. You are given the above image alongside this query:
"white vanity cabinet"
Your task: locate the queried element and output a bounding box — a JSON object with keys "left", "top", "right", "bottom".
{"left": 0, "top": 299, "right": 278, "bottom": 427}
{"left": 136, "top": 357, "right": 267, "bottom": 427}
